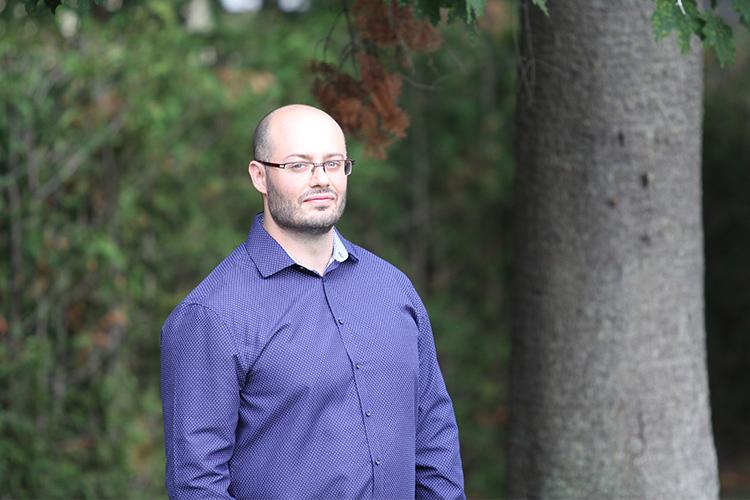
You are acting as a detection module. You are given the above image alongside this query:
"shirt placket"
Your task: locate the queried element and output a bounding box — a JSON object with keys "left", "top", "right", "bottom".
{"left": 320, "top": 272, "right": 384, "bottom": 498}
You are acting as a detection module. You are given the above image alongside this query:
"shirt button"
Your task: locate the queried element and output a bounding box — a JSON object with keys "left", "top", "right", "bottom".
{"left": 365, "top": 410, "right": 372, "bottom": 417}
{"left": 355, "top": 363, "right": 362, "bottom": 370}
{"left": 337, "top": 318, "right": 344, "bottom": 325}
{"left": 375, "top": 459, "right": 381, "bottom": 465}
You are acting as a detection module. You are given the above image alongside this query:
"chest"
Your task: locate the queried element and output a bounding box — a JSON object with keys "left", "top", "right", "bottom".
{"left": 242, "top": 275, "right": 420, "bottom": 399}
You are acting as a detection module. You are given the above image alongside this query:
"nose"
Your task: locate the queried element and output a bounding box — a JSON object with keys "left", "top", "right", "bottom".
{"left": 309, "top": 164, "right": 331, "bottom": 187}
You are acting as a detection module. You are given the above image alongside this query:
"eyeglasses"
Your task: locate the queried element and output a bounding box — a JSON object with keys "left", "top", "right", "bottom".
{"left": 257, "top": 159, "right": 354, "bottom": 176}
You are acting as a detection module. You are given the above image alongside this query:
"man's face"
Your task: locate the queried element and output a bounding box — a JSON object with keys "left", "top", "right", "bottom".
{"left": 259, "top": 108, "right": 348, "bottom": 236}
{"left": 265, "top": 165, "right": 347, "bottom": 236}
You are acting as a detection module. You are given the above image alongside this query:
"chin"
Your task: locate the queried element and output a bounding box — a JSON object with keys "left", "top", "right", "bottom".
{"left": 306, "top": 215, "right": 341, "bottom": 230}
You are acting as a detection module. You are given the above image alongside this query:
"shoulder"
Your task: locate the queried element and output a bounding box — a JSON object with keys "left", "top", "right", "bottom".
{"left": 163, "top": 243, "right": 261, "bottom": 332}
{"left": 350, "top": 243, "right": 412, "bottom": 283}
{"left": 346, "top": 243, "right": 436, "bottom": 345}
{"left": 347, "top": 242, "right": 426, "bottom": 311}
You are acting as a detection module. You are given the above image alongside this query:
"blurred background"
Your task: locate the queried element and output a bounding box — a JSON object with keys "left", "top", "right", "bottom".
{"left": 0, "top": 0, "right": 748, "bottom": 497}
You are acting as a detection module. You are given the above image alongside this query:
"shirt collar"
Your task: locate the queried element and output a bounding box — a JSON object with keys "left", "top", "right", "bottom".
{"left": 331, "top": 230, "right": 349, "bottom": 264}
{"left": 244, "top": 212, "right": 359, "bottom": 278}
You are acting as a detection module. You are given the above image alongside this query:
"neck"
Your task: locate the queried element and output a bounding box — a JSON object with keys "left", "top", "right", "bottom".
{"left": 262, "top": 210, "right": 334, "bottom": 275}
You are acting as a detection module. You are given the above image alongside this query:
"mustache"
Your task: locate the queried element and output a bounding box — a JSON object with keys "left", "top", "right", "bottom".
{"left": 299, "top": 188, "right": 337, "bottom": 201}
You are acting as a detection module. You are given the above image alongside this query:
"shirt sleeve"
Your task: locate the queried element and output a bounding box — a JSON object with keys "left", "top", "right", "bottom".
{"left": 412, "top": 293, "right": 466, "bottom": 500}
{"left": 160, "top": 303, "right": 242, "bottom": 500}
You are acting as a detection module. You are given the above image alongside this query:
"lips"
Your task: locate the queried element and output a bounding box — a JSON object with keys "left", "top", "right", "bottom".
{"left": 303, "top": 194, "right": 335, "bottom": 202}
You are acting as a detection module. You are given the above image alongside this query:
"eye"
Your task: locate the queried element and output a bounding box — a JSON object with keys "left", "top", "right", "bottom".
{"left": 288, "top": 162, "right": 310, "bottom": 171}
{"left": 324, "top": 160, "right": 342, "bottom": 170}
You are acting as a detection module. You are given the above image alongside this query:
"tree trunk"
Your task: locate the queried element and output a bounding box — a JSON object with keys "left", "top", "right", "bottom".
{"left": 508, "top": 1, "right": 719, "bottom": 498}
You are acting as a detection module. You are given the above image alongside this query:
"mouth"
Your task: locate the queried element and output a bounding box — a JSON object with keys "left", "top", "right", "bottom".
{"left": 303, "top": 195, "right": 335, "bottom": 203}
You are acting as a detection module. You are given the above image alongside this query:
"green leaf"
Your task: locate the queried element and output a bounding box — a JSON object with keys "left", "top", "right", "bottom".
{"left": 732, "top": 0, "right": 750, "bottom": 29}
{"left": 413, "top": 0, "right": 447, "bottom": 24}
{"left": 89, "top": 235, "right": 126, "bottom": 271}
{"left": 702, "top": 12, "right": 735, "bottom": 66}
{"left": 147, "top": 1, "right": 177, "bottom": 24}
{"left": 531, "top": 0, "right": 548, "bottom": 16}
{"left": 466, "top": 0, "right": 485, "bottom": 21}
{"left": 651, "top": 0, "right": 701, "bottom": 53}
{"left": 24, "top": 0, "right": 39, "bottom": 13}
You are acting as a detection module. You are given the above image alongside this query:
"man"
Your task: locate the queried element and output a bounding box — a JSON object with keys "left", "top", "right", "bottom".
{"left": 160, "top": 104, "right": 464, "bottom": 499}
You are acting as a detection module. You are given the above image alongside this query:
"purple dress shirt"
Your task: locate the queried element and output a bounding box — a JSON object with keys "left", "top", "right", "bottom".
{"left": 160, "top": 213, "right": 464, "bottom": 499}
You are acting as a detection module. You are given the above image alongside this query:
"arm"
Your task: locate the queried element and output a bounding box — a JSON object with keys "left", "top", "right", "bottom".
{"left": 412, "top": 295, "right": 466, "bottom": 500}
{"left": 160, "top": 303, "right": 242, "bottom": 500}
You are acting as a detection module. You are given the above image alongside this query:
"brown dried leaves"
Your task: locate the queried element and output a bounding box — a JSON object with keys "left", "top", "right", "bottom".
{"left": 311, "top": 0, "right": 441, "bottom": 158}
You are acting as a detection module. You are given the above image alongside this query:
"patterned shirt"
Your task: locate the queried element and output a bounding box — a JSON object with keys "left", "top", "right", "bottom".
{"left": 160, "top": 213, "right": 465, "bottom": 499}
{"left": 283, "top": 226, "right": 349, "bottom": 272}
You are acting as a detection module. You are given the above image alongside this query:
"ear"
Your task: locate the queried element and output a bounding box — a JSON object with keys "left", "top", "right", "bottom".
{"left": 248, "top": 160, "right": 268, "bottom": 195}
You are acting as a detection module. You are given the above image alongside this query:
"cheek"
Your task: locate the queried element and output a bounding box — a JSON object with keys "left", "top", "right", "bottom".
{"left": 271, "top": 176, "right": 306, "bottom": 200}
{"left": 334, "top": 177, "right": 347, "bottom": 195}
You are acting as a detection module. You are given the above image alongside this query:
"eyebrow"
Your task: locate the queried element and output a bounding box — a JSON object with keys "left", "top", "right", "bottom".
{"left": 282, "top": 153, "right": 345, "bottom": 161}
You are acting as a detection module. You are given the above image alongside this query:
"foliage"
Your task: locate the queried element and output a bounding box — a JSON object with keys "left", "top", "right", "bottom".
{"left": 520, "top": 0, "right": 750, "bottom": 67}
{"left": 4, "top": 0, "right": 749, "bottom": 497}
{"left": 311, "top": 0, "right": 441, "bottom": 158}
{"left": 14, "top": 0, "right": 750, "bottom": 163}
{"left": 0, "top": 3, "right": 320, "bottom": 497}
{"left": 735, "top": 0, "right": 750, "bottom": 28}
{"left": 530, "top": 0, "right": 547, "bottom": 15}
{"left": 0, "top": 1, "right": 517, "bottom": 497}
{"left": 651, "top": 0, "right": 750, "bottom": 66}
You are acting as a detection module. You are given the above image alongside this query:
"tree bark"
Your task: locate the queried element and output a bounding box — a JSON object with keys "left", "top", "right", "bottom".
{"left": 508, "top": 1, "right": 718, "bottom": 498}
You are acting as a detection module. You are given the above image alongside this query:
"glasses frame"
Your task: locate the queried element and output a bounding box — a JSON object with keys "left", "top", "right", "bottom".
{"left": 257, "top": 159, "right": 355, "bottom": 176}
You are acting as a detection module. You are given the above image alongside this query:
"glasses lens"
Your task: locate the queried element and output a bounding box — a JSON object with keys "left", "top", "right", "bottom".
{"left": 323, "top": 160, "right": 342, "bottom": 171}
{"left": 288, "top": 162, "right": 313, "bottom": 172}
{"left": 344, "top": 160, "right": 353, "bottom": 176}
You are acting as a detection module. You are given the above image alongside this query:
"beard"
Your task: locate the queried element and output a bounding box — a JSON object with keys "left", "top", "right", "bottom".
{"left": 266, "top": 176, "right": 346, "bottom": 236}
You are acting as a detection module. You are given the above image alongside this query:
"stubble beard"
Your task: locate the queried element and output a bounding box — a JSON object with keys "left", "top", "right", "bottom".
{"left": 265, "top": 176, "right": 346, "bottom": 236}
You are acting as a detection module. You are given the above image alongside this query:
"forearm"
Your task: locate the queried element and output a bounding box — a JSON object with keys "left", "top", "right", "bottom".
{"left": 414, "top": 379, "right": 465, "bottom": 499}
{"left": 161, "top": 303, "right": 242, "bottom": 499}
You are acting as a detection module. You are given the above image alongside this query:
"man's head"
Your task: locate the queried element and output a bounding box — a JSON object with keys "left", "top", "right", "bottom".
{"left": 248, "top": 104, "right": 348, "bottom": 236}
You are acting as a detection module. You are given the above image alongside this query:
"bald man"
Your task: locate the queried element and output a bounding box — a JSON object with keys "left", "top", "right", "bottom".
{"left": 160, "top": 104, "right": 465, "bottom": 499}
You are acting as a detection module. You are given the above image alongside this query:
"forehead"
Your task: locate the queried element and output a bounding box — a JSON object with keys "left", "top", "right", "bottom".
{"left": 267, "top": 109, "right": 346, "bottom": 158}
